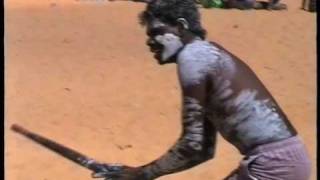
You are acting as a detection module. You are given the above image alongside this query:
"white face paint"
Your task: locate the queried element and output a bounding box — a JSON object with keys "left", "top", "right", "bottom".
{"left": 155, "top": 33, "right": 184, "bottom": 62}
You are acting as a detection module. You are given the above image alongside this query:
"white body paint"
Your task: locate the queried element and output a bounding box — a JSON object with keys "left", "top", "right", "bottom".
{"left": 155, "top": 33, "right": 184, "bottom": 62}
{"left": 177, "top": 39, "right": 235, "bottom": 87}
{"left": 143, "top": 96, "right": 206, "bottom": 179}
{"left": 142, "top": 39, "right": 294, "bottom": 177}
{"left": 182, "top": 97, "right": 205, "bottom": 151}
{"left": 216, "top": 89, "right": 291, "bottom": 147}
{"left": 177, "top": 39, "right": 291, "bottom": 152}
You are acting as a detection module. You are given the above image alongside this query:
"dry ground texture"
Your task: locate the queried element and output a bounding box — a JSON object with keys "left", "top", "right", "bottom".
{"left": 5, "top": 0, "right": 317, "bottom": 179}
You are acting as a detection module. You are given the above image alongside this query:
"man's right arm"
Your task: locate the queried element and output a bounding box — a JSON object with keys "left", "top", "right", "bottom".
{"left": 139, "top": 95, "right": 217, "bottom": 179}
{"left": 138, "top": 55, "right": 219, "bottom": 179}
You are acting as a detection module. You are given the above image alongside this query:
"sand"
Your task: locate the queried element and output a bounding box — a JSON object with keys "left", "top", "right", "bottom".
{"left": 5, "top": 0, "right": 317, "bottom": 179}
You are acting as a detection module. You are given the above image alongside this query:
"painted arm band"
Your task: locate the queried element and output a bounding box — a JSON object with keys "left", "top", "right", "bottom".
{"left": 141, "top": 97, "right": 216, "bottom": 179}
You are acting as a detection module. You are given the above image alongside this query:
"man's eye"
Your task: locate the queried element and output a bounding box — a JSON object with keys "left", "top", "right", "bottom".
{"left": 148, "top": 28, "right": 164, "bottom": 36}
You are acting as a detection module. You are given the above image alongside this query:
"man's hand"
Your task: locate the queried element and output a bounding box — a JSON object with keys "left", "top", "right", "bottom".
{"left": 91, "top": 163, "right": 149, "bottom": 180}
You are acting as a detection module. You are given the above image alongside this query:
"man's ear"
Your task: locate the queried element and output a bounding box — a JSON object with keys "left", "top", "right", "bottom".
{"left": 177, "top": 18, "right": 189, "bottom": 30}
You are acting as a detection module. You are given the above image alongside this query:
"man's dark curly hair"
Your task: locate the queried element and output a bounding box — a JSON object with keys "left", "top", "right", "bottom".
{"left": 139, "top": 0, "right": 207, "bottom": 39}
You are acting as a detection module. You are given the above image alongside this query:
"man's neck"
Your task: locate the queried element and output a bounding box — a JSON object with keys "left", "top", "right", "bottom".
{"left": 181, "top": 32, "right": 202, "bottom": 45}
{"left": 166, "top": 34, "right": 202, "bottom": 64}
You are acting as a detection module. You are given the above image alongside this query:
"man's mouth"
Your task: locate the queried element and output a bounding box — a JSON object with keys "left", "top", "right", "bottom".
{"left": 150, "top": 48, "right": 161, "bottom": 54}
{"left": 148, "top": 43, "right": 163, "bottom": 53}
{"left": 149, "top": 47, "right": 162, "bottom": 62}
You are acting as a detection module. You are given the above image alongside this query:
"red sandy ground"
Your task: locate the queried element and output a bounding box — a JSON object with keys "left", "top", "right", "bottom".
{"left": 5, "top": 0, "right": 317, "bottom": 179}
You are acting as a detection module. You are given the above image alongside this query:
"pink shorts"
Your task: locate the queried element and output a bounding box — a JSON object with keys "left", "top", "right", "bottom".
{"left": 225, "top": 136, "right": 311, "bottom": 180}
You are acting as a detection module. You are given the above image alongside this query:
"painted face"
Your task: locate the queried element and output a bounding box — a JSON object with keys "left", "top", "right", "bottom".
{"left": 146, "top": 20, "right": 183, "bottom": 64}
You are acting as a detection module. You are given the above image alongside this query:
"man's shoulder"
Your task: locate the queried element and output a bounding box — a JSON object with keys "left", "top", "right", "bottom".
{"left": 176, "top": 40, "right": 222, "bottom": 86}
{"left": 177, "top": 40, "right": 235, "bottom": 72}
{"left": 177, "top": 40, "right": 221, "bottom": 65}
{"left": 180, "top": 40, "right": 218, "bottom": 54}
{"left": 177, "top": 40, "right": 237, "bottom": 87}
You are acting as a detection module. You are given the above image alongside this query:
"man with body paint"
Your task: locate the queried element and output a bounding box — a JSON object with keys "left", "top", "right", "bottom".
{"left": 91, "top": 0, "right": 311, "bottom": 179}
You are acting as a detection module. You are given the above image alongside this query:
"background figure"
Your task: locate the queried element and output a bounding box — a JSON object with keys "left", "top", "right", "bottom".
{"left": 198, "top": 0, "right": 287, "bottom": 10}
{"left": 302, "top": 0, "right": 316, "bottom": 12}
